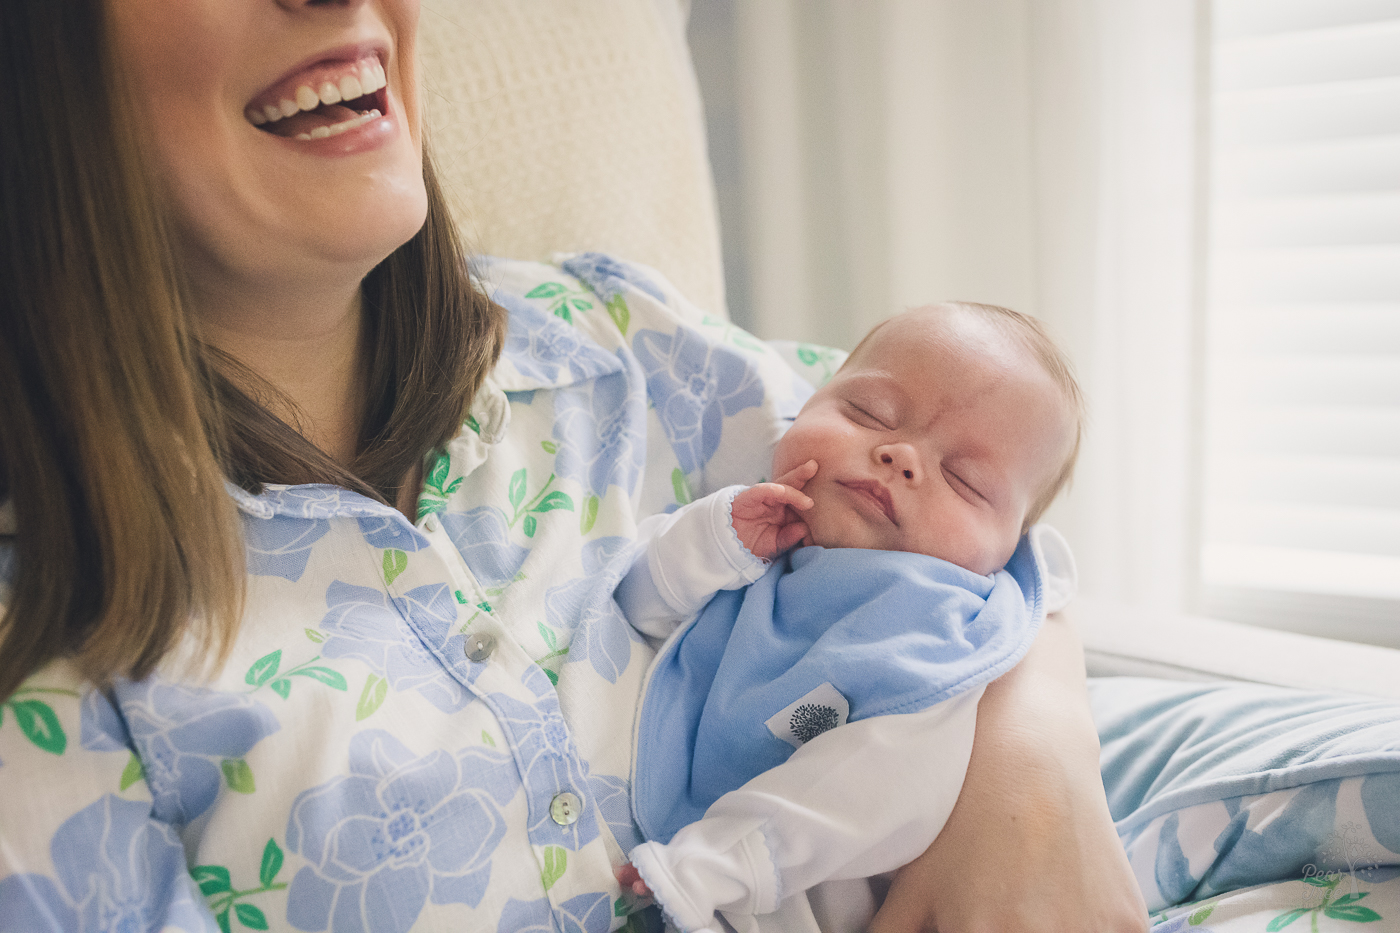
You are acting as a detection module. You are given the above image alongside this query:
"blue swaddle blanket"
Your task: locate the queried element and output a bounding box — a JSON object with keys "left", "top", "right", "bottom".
{"left": 633, "top": 535, "right": 1049, "bottom": 844}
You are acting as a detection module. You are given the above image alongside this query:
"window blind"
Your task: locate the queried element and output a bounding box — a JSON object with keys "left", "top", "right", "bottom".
{"left": 1200, "top": 0, "right": 1400, "bottom": 639}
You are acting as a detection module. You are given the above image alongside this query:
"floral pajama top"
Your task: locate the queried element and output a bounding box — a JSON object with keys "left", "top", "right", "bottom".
{"left": 0, "top": 254, "right": 826, "bottom": 933}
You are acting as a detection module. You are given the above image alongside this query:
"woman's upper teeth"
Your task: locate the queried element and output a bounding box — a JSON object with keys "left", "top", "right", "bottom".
{"left": 247, "top": 59, "right": 386, "bottom": 126}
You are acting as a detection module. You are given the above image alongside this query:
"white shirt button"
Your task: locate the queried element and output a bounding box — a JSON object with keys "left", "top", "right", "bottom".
{"left": 465, "top": 633, "right": 496, "bottom": 663}
{"left": 550, "top": 792, "right": 582, "bottom": 826}
{"left": 423, "top": 515, "right": 440, "bottom": 533}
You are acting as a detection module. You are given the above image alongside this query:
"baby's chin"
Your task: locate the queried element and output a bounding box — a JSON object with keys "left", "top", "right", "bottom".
{"left": 806, "top": 535, "right": 1009, "bottom": 576}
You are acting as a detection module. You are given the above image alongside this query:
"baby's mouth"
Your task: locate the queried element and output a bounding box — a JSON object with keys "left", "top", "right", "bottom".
{"left": 246, "top": 55, "right": 387, "bottom": 141}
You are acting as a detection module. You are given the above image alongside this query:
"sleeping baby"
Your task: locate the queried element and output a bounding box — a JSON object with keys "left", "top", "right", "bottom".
{"left": 612, "top": 301, "right": 1085, "bottom": 933}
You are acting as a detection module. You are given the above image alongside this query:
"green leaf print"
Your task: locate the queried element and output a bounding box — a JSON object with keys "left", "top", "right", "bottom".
{"left": 8, "top": 699, "right": 66, "bottom": 754}
{"left": 292, "top": 667, "right": 347, "bottom": 691}
{"left": 532, "top": 490, "right": 574, "bottom": 513}
{"left": 426, "top": 451, "right": 450, "bottom": 489}
{"left": 523, "top": 515, "right": 538, "bottom": 537}
{"left": 235, "top": 904, "right": 269, "bottom": 930}
{"left": 481, "top": 730, "right": 496, "bottom": 747}
{"left": 671, "top": 467, "right": 692, "bottom": 506}
{"left": 509, "top": 468, "right": 527, "bottom": 510}
{"left": 543, "top": 669, "right": 559, "bottom": 687}
{"left": 356, "top": 675, "right": 388, "bottom": 721}
{"left": 258, "top": 838, "right": 284, "bottom": 889}
{"left": 541, "top": 440, "right": 558, "bottom": 454}
{"left": 1188, "top": 904, "right": 1215, "bottom": 925}
{"left": 615, "top": 897, "right": 629, "bottom": 917}
{"left": 540, "top": 846, "right": 567, "bottom": 891}
{"left": 303, "top": 628, "right": 325, "bottom": 644}
{"left": 196, "top": 839, "right": 288, "bottom": 930}
{"left": 606, "top": 294, "right": 629, "bottom": 335}
{"left": 580, "top": 494, "right": 600, "bottom": 534}
{"left": 120, "top": 752, "right": 145, "bottom": 791}
{"left": 796, "top": 346, "right": 818, "bottom": 365}
{"left": 192, "top": 865, "right": 233, "bottom": 896}
{"left": 537, "top": 622, "right": 559, "bottom": 652}
{"left": 1327, "top": 903, "right": 1382, "bottom": 923}
{"left": 1304, "top": 874, "right": 1335, "bottom": 887}
{"left": 221, "top": 758, "right": 256, "bottom": 794}
{"left": 465, "top": 414, "right": 481, "bottom": 435}
{"left": 1267, "top": 908, "right": 1308, "bottom": 931}
{"left": 526, "top": 282, "right": 568, "bottom": 299}
{"left": 382, "top": 548, "right": 408, "bottom": 585}
{"left": 269, "top": 679, "right": 291, "bottom": 700}
{"left": 245, "top": 650, "right": 281, "bottom": 688}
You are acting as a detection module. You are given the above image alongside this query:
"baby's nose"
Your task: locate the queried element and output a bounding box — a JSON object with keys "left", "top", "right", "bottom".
{"left": 876, "top": 444, "right": 921, "bottom": 482}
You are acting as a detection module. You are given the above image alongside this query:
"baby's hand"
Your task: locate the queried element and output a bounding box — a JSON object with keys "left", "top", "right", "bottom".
{"left": 615, "top": 862, "right": 652, "bottom": 898}
{"left": 730, "top": 460, "right": 817, "bottom": 560}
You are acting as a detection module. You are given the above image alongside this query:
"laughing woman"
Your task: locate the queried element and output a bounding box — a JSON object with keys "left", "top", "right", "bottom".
{"left": 0, "top": 1, "right": 1145, "bottom": 931}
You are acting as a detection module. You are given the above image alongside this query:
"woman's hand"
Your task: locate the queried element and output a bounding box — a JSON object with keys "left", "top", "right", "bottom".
{"left": 868, "top": 612, "right": 1148, "bottom": 933}
{"left": 730, "top": 460, "right": 817, "bottom": 560}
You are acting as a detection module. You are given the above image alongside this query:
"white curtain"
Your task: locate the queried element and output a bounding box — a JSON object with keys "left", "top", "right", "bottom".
{"left": 701, "top": 0, "right": 1200, "bottom": 612}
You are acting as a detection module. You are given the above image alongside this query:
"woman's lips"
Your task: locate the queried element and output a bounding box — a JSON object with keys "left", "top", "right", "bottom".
{"left": 245, "top": 54, "right": 387, "bottom": 139}
{"left": 838, "top": 480, "right": 896, "bottom": 524}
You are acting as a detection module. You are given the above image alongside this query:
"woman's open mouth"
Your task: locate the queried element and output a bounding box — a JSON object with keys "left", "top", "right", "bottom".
{"left": 245, "top": 55, "right": 388, "bottom": 141}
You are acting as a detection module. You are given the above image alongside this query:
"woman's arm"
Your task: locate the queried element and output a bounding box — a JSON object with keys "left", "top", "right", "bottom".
{"left": 868, "top": 610, "right": 1149, "bottom": 933}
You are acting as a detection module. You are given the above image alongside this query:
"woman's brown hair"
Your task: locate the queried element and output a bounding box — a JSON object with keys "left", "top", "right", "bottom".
{"left": 0, "top": 0, "right": 505, "bottom": 700}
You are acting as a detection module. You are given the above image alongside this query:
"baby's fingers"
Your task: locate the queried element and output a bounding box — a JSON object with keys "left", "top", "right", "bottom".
{"left": 776, "top": 522, "right": 809, "bottom": 553}
{"left": 774, "top": 459, "right": 819, "bottom": 492}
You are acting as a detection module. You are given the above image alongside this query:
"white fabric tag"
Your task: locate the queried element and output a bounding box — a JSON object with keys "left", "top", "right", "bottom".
{"left": 765, "top": 683, "right": 850, "bottom": 749}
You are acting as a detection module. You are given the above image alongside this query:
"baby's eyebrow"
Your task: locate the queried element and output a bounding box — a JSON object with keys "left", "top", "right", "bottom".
{"left": 835, "top": 370, "right": 903, "bottom": 396}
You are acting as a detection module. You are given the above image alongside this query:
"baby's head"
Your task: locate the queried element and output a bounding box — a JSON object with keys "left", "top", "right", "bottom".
{"left": 774, "top": 302, "right": 1083, "bottom": 576}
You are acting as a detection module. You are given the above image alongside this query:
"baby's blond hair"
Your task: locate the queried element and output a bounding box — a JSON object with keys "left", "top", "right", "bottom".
{"left": 843, "top": 302, "right": 1085, "bottom": 529}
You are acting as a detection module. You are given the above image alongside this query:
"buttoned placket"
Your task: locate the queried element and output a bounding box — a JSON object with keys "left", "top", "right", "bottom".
{"left": 379, "top": 378, "right": 602, "bottom": 905}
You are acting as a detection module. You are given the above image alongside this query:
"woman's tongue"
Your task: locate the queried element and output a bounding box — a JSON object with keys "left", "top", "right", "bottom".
{"left": 265, "top": 103, "right": 360, "bottom": 139}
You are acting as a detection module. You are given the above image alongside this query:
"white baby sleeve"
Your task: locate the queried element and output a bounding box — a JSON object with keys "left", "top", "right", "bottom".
{"left": 628, "top": 688, "right": 983, "bottom": 933}
{"left": 615, "top": 485, "right": 768, "bottom": 639}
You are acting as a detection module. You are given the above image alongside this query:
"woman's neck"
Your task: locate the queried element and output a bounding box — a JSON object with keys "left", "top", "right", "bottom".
{"left": 197, "top": 284, "right": 368, "bottom": 466}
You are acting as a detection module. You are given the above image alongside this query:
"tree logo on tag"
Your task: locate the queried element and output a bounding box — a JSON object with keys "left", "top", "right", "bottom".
{"left": 766, "top": 683, "right": 849, "bottom": 749}
{"left": 789, "top": 704, "right": 841, "bottom": 743}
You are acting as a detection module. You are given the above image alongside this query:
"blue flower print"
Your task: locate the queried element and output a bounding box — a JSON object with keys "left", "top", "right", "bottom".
{"left": 485, "top": 666, "right": 600, "bottom": 849}
{"left": 440, "top": 507, "right": 529, "bottom": 589}
{"left": 356, "top": 515, "right": 429, "bottom": 552}
{"left": 262, "top": 485, "right": 380, "bottom": 520}
{"left": 0, "top": 795, "right": 209, "bottom": 933}
{"left": 285, "top": 730, "right": 520, "bottom": 933}
{"left": 1362, "top": 772, "right": 1400, "bottom": 854}
{"left": 319, "top": 581, "right": 473, "bottom": 713}
{"left": 634, "top": 326, "right": 765, "bottom": 475}
{"left": 109, "top": 679, "right": 279, "bottom": 826}
{"left": 242, "top": 513, "right": 330, "bottom": 582}
{"left": 588, "top": 773, "right": 643, "bottom": 853}
{"left": 545, "top": 537, "right": 641, "bottom": 684}
{"left": 552, "top": 367, "right": 646, "bottom": 499}
{"left": 79, "top": 687, "right": 129, "bottom": 753}
{"left": 495, "top": 897, "right": 554, "bottom": 933}
{"left": 491, "top": 893, "right": 615, "bottom": 933}
{"left": 498, "top": 291, "right": 622, "bottom": 386}
{"left": 561, "top": 252, "right": 666, "bottom": 304}
{"left": 555, "top": 892, "right": 614, "bottom": 933}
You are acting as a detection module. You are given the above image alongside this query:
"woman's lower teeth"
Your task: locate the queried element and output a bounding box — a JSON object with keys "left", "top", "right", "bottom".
{"left": 295, "top": 110, "right": 381, "bottom": 141}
